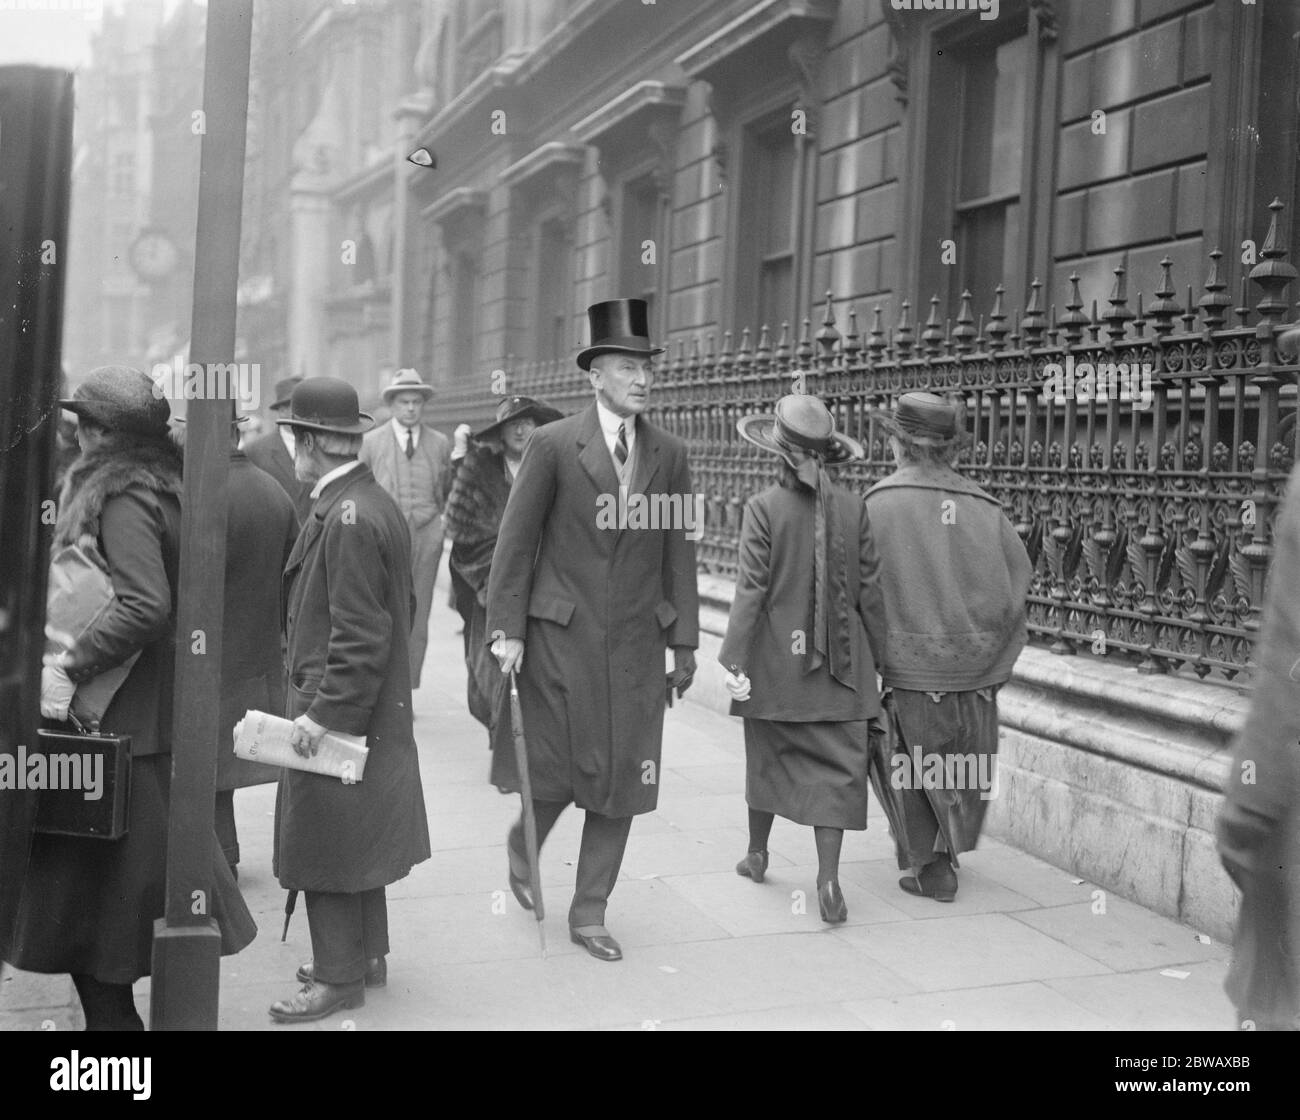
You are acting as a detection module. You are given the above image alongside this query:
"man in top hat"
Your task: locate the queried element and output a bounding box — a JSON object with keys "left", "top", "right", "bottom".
{"left": 445, "top": 395, "right": 564, "bottom": 742}
{"left": 487, "top": 298, "right": 700, "bottom": 961}
{"left": 244, "top": 376, "right": 313, "bottom": 526}
{"left": 359, "top": 369, "right": 453, "bottom": 689}
{"left": 864, "top": 391, "right": 1031, "bottom": 903}
{"left": 269, "top": 377, "right": 430, "bottom": 1023}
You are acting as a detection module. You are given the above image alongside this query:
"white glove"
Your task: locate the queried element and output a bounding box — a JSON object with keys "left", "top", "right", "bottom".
{"left": 40, "top": 652, "right": 75, "bottom": 721}
{"left": 724, "top": 668, "right": 751, "bottom": 702}
{"left": 452, "top": 423, "right": 472, "bottom": 459}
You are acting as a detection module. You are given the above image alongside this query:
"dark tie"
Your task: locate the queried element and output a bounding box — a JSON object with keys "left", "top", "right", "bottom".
{"left": 614, "top": 422, "right": 628, "bottom": 469}
{"left": 405, "top": 428, "right": 415, "bottom": 459}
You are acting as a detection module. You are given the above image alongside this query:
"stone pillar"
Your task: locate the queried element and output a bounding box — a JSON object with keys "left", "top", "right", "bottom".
{"left": 288, "top": 178, "right": 331, "bottom": 380}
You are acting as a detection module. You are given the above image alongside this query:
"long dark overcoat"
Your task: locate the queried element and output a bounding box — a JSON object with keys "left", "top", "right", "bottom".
{"left": 274, "top": 463, "right": 431, "bottom": 893}
{"left": 485, "top": 403, "right": 700, "bottom": 817}
{"left": 217, "top": 451, "right": 298, "bottom": 790}
{"left": 1218, "top": 463, "right": 1300, "bottom": 1029}
{"left": 244, "top": 427, "right": 313, "bottom": 525}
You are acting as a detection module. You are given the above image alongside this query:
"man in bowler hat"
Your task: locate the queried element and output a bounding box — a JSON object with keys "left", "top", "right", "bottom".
{"left": 487, "top": 298, "right": 700, "bottom": 961}
{"left": 244, "top": 376, "right": 314, "bottom": 525}
{"left": 269, "top": 378, "right": 430, "bottom": 1022}
{"left": 360, "top": 369, "right": 453, "bottom": 689}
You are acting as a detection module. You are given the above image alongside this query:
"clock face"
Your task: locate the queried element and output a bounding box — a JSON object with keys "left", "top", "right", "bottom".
{"left": 130, "top": 231, "right": 178, "bottom": 279}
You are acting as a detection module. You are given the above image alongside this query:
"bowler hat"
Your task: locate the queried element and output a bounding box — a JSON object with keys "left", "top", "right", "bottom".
{"left": 738, "top": 392, "right": 863, "bottom": 465}
{"left": 474, "top": 395, "right": 564, "bottom": 442}
{"left": 874, "top": 391, "right": 968, "bottom": 447}
{"left": 381, "top": 368, "right": 435, "bottom": 402}
{"left": 59, "top": 365, "right": 171, "bottom": 436}
{"left": 270, "top": 377, "right": 303, "bottom": 410}
{"left": 276, "top": 377, "right": 375, "bottom": 436}
{"left": 576, "top": 298, "right": 664, "bottom": 371}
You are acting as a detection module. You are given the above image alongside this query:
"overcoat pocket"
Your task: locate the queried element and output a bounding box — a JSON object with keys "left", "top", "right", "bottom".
{"left": 654, "top": 600, "right": 678, "bottom": 629}
{"left": 527, "top": 593, "right": 576, "bottom": 627}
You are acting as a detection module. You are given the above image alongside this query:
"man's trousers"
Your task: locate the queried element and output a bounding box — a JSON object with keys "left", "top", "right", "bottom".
{"left": 304, "top": 887, "right": 390, "bottom": 985}
{"left": 510, "top": 800, "right": 632, "bottom": 928}
{"left": 409, "top": 515, "right": 445, "bottom": 688}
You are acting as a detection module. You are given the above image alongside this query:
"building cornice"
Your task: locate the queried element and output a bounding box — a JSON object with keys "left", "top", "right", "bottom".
{"left": 420, "top": 186, "right": 487, "bottom": 227}
{"left": 674, "top": 0, "right": 837, "bottom": 84}
{"left": 570, "top": 80, "right": 687, "bottom": 147}
{"left": 499, "top": 141, "right": 584, "bottom": 191}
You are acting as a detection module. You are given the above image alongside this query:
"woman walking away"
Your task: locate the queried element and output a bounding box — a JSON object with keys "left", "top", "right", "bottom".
{"left": 3, "top": 365, "right": 255, "bottom": 1030}
{"left": 864, "top": 392, "right": 1031, "bottom": 903}
{"left": 719, "top": 393, "right": 887, "bottom": 924}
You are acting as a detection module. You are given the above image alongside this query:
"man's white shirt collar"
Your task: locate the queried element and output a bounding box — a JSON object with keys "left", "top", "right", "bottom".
{"left": 391, "top": 417, "right": 420, "bottom": 448}
{"left": 310, "top": 458, "right": 362, "bottom": 500}
{"left": 595, "top": 399, "right": 636, "bottom": 462}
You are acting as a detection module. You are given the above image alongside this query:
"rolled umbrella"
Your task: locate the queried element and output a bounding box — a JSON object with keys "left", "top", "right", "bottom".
{"left": 509, "top": 669, "right": 546, "bottom": 955}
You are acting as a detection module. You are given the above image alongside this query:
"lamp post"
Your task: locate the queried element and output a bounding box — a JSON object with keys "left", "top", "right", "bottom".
{"left": 149, "top": 0, "right": 254, "bottom": 1031}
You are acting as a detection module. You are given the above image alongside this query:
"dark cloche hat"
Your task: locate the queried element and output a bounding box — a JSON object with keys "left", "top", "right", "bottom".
{"left": 474, "top": 395, "right": 564, "bottom": 441}
{"left": 275, "top": 377, "right": 375, "bottom": 436}
{"left": 59, "top": 365, "right": 171, "bottom": 436}
{"left": 576, "top": 298, "right": 664, "bottom": 371}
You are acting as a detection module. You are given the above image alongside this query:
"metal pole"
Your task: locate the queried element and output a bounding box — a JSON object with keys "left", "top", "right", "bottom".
{"left": 150, "top": 0, "right": 254, "bottom": 1032}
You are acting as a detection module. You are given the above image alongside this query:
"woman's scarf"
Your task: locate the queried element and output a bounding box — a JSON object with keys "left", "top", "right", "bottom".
{"left": 774, "top": 432, "right": 855, "bottom": 689}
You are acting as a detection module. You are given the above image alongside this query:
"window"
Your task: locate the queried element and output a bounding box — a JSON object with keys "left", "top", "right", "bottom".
{"left": 451, "top": 249, "right": 480, "bottom": 379}
{"left": 735, "top": 113, "right": 800, "bottom": 332}
{"left": 619, "top": 175, "right": 661, "bottom": 333}
{"left": 534, "top": 216, "right": 572, "bottom": 366}
{"left": 952, "top": 35, "right": 1027, "bottom": 309}
{"left": 112, "top": 152, "right": 134, "bottom": 195}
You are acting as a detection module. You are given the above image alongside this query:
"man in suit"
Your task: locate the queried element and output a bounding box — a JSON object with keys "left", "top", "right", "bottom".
{"left": 244, "top": 376, "right": 313, "bottom": 526}
{"left": 268, "top": 378, "right": 431, "bottom": 1023}
{"left": 487, "top": 298, "right": 700, "bottom": 962}
{"left": 360, "top": 369, "right": 453, "bottom": 689}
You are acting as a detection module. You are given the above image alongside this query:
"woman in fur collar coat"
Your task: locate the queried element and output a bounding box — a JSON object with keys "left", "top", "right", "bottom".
{"left": 4, "top": 366, "right": 255, "bottom": 1030}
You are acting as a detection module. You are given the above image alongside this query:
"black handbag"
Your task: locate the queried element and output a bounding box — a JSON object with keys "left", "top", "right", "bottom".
{"left": 32, "top": 714, "right": 131, "bottom": 840}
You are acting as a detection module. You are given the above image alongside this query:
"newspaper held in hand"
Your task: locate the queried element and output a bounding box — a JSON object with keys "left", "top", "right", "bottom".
{"left": 233, "top": 710, "right": 369, "bottom": 783}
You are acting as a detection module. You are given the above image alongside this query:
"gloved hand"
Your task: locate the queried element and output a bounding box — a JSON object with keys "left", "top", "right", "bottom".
{"left": 665, "top": 647, "right": 696, "bottom": 706}
{"left": 452, "top": 423, "right": 472, "bottom": 459}
{"left": 724, "top": 668, "right": 751, "bottom": 702}
{"left": 40, "top": 652, "right": 75, "bottom": 721}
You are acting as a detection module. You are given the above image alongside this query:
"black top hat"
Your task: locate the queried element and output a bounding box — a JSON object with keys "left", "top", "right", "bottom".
{"left": 275, "top": 377, "right": 375, "bottom": 436}
{"left": 576, "top": 298, "right": 665, "bottom": 371}
{"left": 474, "top": 395, "right": 564, "bottom": 442}
{"left": 270, "top": 377, "right": 303, "bottom": 410}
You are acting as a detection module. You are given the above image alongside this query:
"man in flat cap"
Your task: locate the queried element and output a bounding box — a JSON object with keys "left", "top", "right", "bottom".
{"left": 360, "top": 369, "right": 453, "bottom": 689}
{"left": 487, "top": 298, "right": 699, "bottom": 962}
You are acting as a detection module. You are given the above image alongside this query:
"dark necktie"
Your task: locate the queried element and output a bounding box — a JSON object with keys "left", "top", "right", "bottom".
{"left": 405, "top": 428, "right": 415, "bottom": 459}
{"left": 614, "top": 422, "right": 628, "bottom": 469}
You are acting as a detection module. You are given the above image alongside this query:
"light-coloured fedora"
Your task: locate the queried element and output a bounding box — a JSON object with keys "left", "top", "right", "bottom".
{"left": 381, "top": 368, "right": 435, "bottom": 402}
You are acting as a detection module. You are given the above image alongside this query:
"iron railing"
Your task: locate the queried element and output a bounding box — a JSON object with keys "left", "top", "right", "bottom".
{"left": 436, "top": 201, "right": 1300, "bottom": 681}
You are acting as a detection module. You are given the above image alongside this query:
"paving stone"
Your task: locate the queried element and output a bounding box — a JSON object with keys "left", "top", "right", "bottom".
{"left": 844, "top": 980, "right": 1115, "bottom": 1031}
{"left": 1044, "top": 960, "right": 1235, "bottom": 1031}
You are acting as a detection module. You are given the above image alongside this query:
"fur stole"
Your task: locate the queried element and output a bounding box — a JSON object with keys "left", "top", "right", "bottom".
{"left": 444, "top": 440, "right": 511, "bottom": 545}
{"left": 54, "top": 434, "right": 183, "bottom": 554}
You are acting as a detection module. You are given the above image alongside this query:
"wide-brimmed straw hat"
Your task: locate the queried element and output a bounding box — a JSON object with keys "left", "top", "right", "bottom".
{"left": 874, "top": 391, "right": 969, "bottom": 447}
{"left": 276, "top": 377, "right": 375, "bottom": 436}
{"left": 59, "top": 365, "right": 171, "bottom": 436}
{"left": 737, "top": 393, "right": 863, "bottom": 465}
{"left": 381, "top": 368, "right": 435, "bottom": 402}
{"left": 474, "top": 395, "right": 564, "bottom": 441}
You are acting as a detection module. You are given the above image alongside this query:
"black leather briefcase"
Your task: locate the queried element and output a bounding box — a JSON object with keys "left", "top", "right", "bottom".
{"left": 32, "top": 720, "right": 131, "bottom": 840}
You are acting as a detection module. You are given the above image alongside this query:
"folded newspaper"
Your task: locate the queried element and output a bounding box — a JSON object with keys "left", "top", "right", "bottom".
{"left": 233, "top": 710, "right": 369, "bottom": 783}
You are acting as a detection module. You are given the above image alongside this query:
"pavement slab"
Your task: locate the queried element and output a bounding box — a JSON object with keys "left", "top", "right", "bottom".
{"left": 1, "top": 575, "right": 1240, "bottom": 1030}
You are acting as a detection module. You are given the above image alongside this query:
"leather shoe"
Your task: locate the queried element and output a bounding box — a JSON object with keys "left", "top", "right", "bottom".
{"left": 817, "top": 879, "right": 848, "bottom": 924}
{"left": 569, "top": 926, "right": 623, "bottom": 962}
{"left": 736, "top": 849, "right": 768, "bottom": 883}
{"left": 296, "top": 957, "right": 386, "bottom": 988}
{"left": 899, "top": 860, "right": 957, "bottom": 902}
{"left": 269, "top": 980, "right": 364, "bottom": 1023}
{"left": 506, "top": 835, "right": 536, "bottom": 911}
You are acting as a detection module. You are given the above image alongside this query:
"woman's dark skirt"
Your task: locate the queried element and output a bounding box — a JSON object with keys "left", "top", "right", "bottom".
{"left": 6, "top": 755, "right": 256, "bottom": 984}
{"left": 744, "top": 717, "right": 871, "bottom": 830}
